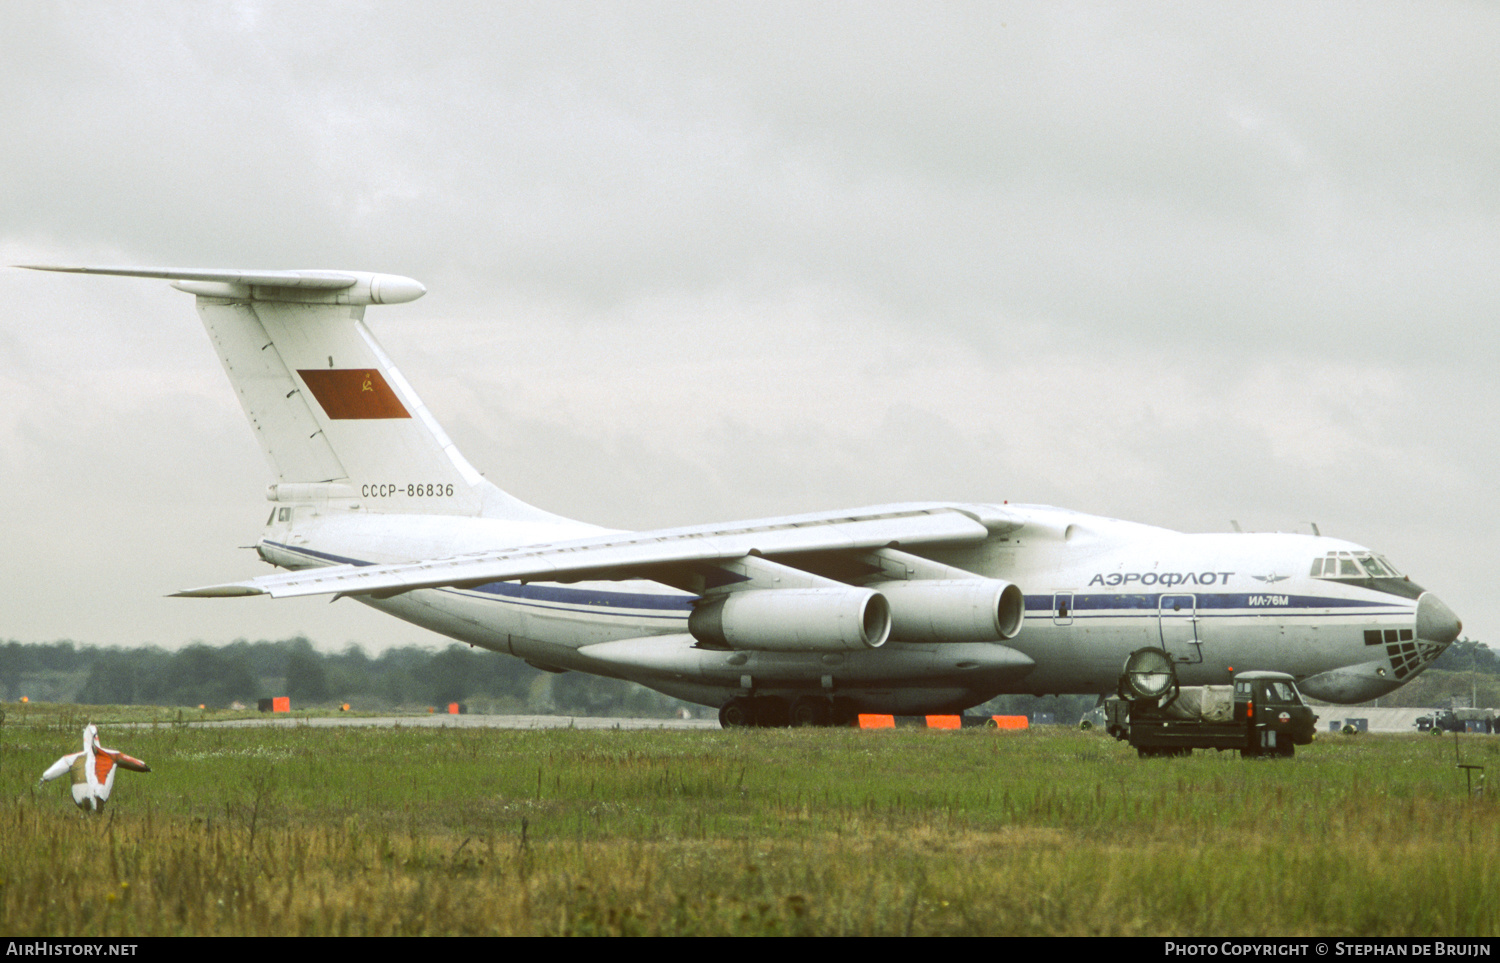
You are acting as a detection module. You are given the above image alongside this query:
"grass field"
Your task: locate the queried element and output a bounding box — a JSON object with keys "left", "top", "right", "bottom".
{"left": 2, "top": 702, "right": 1496, "bottom": 936}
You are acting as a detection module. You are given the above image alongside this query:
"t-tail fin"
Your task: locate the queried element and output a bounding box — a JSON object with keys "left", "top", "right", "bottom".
{"left": 20, "top": 265, "right": 560, "bottom": 523}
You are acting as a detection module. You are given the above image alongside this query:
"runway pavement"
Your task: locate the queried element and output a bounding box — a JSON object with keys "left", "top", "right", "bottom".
{"left": 177, "top": 713, "right": 720, "bottom": 730}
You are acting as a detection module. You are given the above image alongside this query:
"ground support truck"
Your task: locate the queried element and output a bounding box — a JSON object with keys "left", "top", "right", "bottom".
{"left": 1104, "top": 649, "right": 1318, "bottom": 758}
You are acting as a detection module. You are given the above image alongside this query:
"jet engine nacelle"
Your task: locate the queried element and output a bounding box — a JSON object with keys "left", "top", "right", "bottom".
{"left": 868, "top": 578, "right": 1025, "bottom": 642}
{"left": 688, "top": 588, "right": 892, "bottom": 652}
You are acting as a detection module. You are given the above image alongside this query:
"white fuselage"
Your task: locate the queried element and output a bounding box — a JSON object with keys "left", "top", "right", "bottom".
{"left": 256, "top": 500, "right": 1445, "bottom": 712}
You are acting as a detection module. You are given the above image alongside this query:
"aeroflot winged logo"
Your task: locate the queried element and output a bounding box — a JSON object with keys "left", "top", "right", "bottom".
{"left": 298, "top": 369, "right": 411, "bottom": 419}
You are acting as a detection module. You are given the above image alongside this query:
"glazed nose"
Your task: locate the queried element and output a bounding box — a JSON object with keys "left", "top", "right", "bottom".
{"left": 1416, "top": 593, "right": 1462, "bottom": 644}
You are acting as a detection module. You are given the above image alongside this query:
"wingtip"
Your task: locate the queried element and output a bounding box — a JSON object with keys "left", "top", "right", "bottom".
{"left": 171, "top": 585, "right": 266, "bottom": 598}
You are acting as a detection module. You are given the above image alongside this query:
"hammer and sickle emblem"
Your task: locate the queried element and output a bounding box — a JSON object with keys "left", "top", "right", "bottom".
{"left": 361, "top": 374, "right": 374, "bottom": 392}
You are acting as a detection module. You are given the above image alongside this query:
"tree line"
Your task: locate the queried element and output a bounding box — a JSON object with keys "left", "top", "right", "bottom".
{"left": 0, "top": 637, "right": 693, "bottom": 718}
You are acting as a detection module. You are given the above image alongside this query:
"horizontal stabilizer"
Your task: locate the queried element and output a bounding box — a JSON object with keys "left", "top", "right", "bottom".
{"left": 17, "top": 265, "right": 425, "bottom": 305}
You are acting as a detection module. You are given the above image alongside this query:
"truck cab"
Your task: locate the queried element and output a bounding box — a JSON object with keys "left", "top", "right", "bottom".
{"left": 1232, "top": 671, "right": 1318, "bottom": 756}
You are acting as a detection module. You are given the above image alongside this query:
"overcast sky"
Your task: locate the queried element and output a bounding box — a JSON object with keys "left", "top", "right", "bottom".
{"left": 2, "top": 1, "right": 1495, "bottom": 654}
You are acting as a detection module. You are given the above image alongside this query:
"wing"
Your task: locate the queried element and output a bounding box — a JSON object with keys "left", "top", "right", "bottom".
{"left": 176, "top": 504, "right": 1011, "bottom": 599}
{"left": 40, "top": 752, "right": 82, "bottom": 783}
{"left": 101, "top": 750, "right": 151, "bottom": 773}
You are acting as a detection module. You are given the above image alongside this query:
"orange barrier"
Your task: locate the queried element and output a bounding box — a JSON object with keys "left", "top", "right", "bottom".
{"left": 271, "top": 696, "right": 290, "bottom": 713}
{"left": 858, "top": 713, "right": 1034, "bottom": 730}
{"left": 447, "top": 702, "right": 460, "bottom": 715}
{"left": 859, "top": 714, "right": 970, "bottom": 729}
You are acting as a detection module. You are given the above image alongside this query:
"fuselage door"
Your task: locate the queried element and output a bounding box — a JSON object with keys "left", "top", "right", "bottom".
{"left": 1052, "top": 593, "right": 1074, "bottom": 626}
{"left": 1158, "top": 593, "right": 1203, "bottom": 664}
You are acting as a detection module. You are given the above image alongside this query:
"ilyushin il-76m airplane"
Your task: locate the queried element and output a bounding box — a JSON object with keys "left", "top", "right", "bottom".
{"left": 24, "top": 265, "right": 1463, "bottom": 727}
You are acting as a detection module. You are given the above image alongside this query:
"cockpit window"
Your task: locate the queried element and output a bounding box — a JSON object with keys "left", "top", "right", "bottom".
{"left": 1310, "top": 552, "right": 1403, "bottom": 579}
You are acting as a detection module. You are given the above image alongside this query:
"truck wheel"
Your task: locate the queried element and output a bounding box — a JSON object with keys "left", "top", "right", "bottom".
{"left": 1276, "top": 740, "right": 1295, "bottom": 759}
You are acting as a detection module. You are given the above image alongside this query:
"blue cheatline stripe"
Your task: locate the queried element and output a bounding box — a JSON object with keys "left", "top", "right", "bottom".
{"left": 1024, "top": 592, "right": 1407, "bottom": 614}
{"left": 263, "top": 541, "right": 695, "bottom": 615}
{"left": 467, "top": 580, "right": 694, "bottom": 612}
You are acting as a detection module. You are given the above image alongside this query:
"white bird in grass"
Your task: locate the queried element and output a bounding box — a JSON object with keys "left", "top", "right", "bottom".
{"left": 39, "top": 724, "right": 151, "bottom": 813}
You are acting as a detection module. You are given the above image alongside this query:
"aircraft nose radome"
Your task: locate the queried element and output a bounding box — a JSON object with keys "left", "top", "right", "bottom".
{"left": 1416, "top": 592, "right": 1462, "bottom": 645}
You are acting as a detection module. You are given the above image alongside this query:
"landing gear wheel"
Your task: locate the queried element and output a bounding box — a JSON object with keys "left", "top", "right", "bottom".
{"left": 719, "top": 698, "right": 757, "bottom": 728}
{"left": 754, "top": 696, "right": 789, "bottom": 728}
{"left": 790, "top": 697, "right": 831, "bottom": 727}
{"left": 830, "top": 698, "right": 860, "bottom": 728}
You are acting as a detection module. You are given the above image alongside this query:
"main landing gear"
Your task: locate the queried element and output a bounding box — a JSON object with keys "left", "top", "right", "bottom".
{"left": 718, "top": 696, "right": 857, "bottom": 728}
